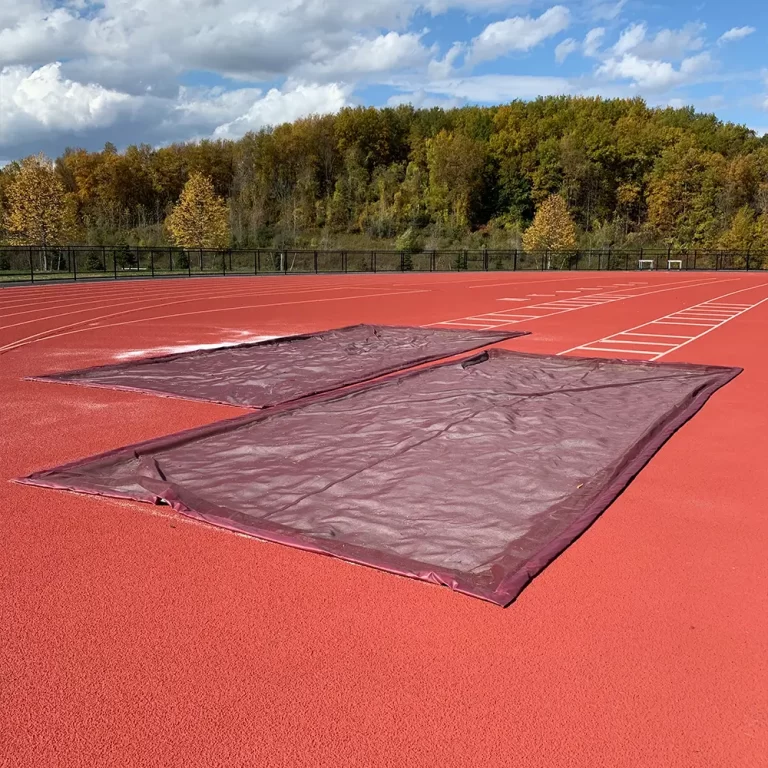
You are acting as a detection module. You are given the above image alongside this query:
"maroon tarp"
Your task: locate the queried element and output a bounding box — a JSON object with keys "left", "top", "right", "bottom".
{"left": 28, "top": 324, "right": 526, "bottom": 408}
{"left": 20, "top": 350, "right": 740, "bottom": 605}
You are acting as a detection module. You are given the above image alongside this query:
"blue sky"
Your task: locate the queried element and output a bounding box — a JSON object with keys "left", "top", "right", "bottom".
{"left": 0, "top": 0, "right": 766, "bottom": 162}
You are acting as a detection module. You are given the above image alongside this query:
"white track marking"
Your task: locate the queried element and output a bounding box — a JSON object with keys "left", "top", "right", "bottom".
{"left": 655, "top": 321, "right": 720, "bottom": 327}
{"left": 559, "top": 283, "right": 768, "bottom": 361}
{"left": 577, "top": 346, "right": 658, "bottom": 355}
{"left": 428, "top": 277, "right": 731, "bottom": 329}
{"left": 0, "top": 283, "right": 414, "bottom": 331}
{"left": 621, "top": 332, "right": 694, "bottom": 339}
{"left": 602, "top": 339, "right": 679, "bottom": 346}
{"left": 0, "top": 288, "right": 430, "bottom": 355}
{"left": 468, "top": 275, "right": 635, "bottom": 290}
{"left": 114, "top": 336, "right": 280, "bottom": 360}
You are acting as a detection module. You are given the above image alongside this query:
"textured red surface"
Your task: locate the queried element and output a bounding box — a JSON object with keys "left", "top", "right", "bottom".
{"left": 2, "top": 272, "right": 767, "bottom": 767}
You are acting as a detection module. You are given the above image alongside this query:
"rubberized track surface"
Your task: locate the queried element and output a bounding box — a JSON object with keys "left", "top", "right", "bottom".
{"left": 2, "top": 272, "right": 767, "bottom": 767}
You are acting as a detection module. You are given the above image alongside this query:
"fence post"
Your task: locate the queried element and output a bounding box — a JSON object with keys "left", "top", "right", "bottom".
{"left": 314, "top": 250, "right": 319, "bottom": 273}
{"left": 372, "top": 251, "right": 376, "bottom": 273}
{"left": 113, "top": 248, "right": 118, "bottom": 279}
{"left": 150, "top": 250, "right": 155, "bottom": 277}
{"left": 29, "top": 249, "right": 34, "bottom": 283}
{"left": 400, "top": 251, "right": 404, "bottom": 272}
{"left": 746, "top": 250, "right": 751, "bottom": 271}
{"left": 513, "top": 249, "right": 517, "bottom": 271}
{"left": 625, "top": 249, "right": 630, "bottom": 271}
{"left": 169, "top": 248, "right": 173, "bottom": 273}
{"left": 483, "top": 248, "right": 488, "bottom": 271}
{"left": 71, "top": 246, "right": 77, "bottom": 281}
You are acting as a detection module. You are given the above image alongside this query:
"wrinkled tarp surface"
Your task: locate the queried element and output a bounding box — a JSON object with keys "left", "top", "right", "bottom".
{"left": 21, "top": 350, "right": 740, "bottom": 605}
{"left": 29, "top": 324, "right": 526, "bottom": 408}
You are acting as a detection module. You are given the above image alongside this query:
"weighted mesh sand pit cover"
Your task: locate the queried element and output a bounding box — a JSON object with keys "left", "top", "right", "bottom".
{"left": 21, "top": 350, "right": 740, "bottom": 606}
{"left": 29, "top": 324, "right": 526, "bottom": 408}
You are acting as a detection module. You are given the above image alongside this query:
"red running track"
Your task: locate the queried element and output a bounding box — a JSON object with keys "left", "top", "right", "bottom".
{"left": 1, "top": 272, "right": 767, "bottom": 767}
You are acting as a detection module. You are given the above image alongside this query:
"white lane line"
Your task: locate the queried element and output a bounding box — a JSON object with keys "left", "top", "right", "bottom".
{"left": 578, "top": 346, "right": 659, "bottom": 355}
{"left": 559, "top": 283, "right": 768, "bottom": 361}
{"left": 469, "top": 276, "right": 625, "bottom": 290}
{"left": 655, "top": 321, "right": 720, "bottom": 327}
{"left": 659, "top": 313, "right": 722, "bottom": 320}
{"left": 652, "top": 297, "right": 768, "bottom": 360}
{"left": 621, "top": 332, "right": 694, "bottom": 339}
{"left": 553, "top": 299, "right": 605, "bottom": 305}
{"left": 439, "top": 321, "right": 495, "bottom": 328}
{"left": 1, "top": 288, "right": 434, "bottom": 355}
{"left": 674, "top": 309, "right": 736, "bottom": 316}
{"left": 498, "top": 298, "right": 528, "bottom": 302}
{"left": 607, "top": 339, "right": 679, "bottom": 346}
{"left": 429, "top": 277, "right": 733, "bottom": 329}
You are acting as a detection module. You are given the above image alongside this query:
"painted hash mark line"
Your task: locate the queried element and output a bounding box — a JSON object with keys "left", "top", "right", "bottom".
{"left": 559, "top": 287, "right": 768, "bottom": 361}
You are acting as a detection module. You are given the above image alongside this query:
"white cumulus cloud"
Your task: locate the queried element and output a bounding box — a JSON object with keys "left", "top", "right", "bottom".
{"left": 300, "top": 32, "right": 431, "bottom": 78}
{"left": 427, "top": 42, "right": 465, "bottom": 79}
{"left": 0, "top": 0, "right": 759, "bottom": 159}
{"left": 718, "top": 26, "right": 756, "bottom": 44}
{"left": 611, "top": 22, "right": 705, "bottom": 60}
{"left": 409, "top": 74, "right": 572, "bottom": 102}
{"left": 0, "top": 62, "right": 135, "bottom": 146}
{"left": 583, "top": 27, "right": 605, "bottom": 58}
{"left": 597, "top": 51, "right": 712, "bottom": 90}
{"left": 555, "top": 38, "right": 578, "bottom": 63}
{"left": 467, "top": 6, "right": 571, "bottom": 65}
{"left": 213, "top": 83, "right": 352, "bottom": 139}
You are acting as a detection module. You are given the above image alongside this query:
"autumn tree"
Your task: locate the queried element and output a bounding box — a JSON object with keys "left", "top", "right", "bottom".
{"left": 5, "top": 154, "right": 76, "bottom": 250}
{"left": 719, "top": 206, "right": 758, "bottom": 251}
{"left": 647, "top": 139, "right": 724, "bottom": 248}
{"left": 4, "top": 97, "right": 767, "bottom": 251}
{"left": 166, "top": 172, "right": 230, "bottom": 249}
{"left": 523, "top": 194, "right": 577, "bottom": 251}
{"left": 426, "top": 130, "right": 486, "bottom": 229}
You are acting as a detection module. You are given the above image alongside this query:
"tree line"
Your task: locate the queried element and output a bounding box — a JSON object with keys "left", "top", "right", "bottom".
{"left": 1, "top": 96, "right": 768, "bottom": 255}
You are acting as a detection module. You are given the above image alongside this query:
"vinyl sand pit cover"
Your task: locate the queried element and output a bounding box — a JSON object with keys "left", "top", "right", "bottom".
{"left": 22, "top": 350, "right": 739, "bottom": 605}
{"left": 29, "top": 324, "right": 525, "bottom": 408}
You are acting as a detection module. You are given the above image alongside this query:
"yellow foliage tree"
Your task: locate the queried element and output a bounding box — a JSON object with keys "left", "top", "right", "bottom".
{"left": 522, "top": 194, "right": 578, "bottom": 251}
{"left": 718, "top": 205, "right": 758, "bottom": 251}
{"left": 6, "top": 154, "right": 75, "bottom": 247}
{"left": 166, "top": 172, "right": 230, "bottom": 249}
